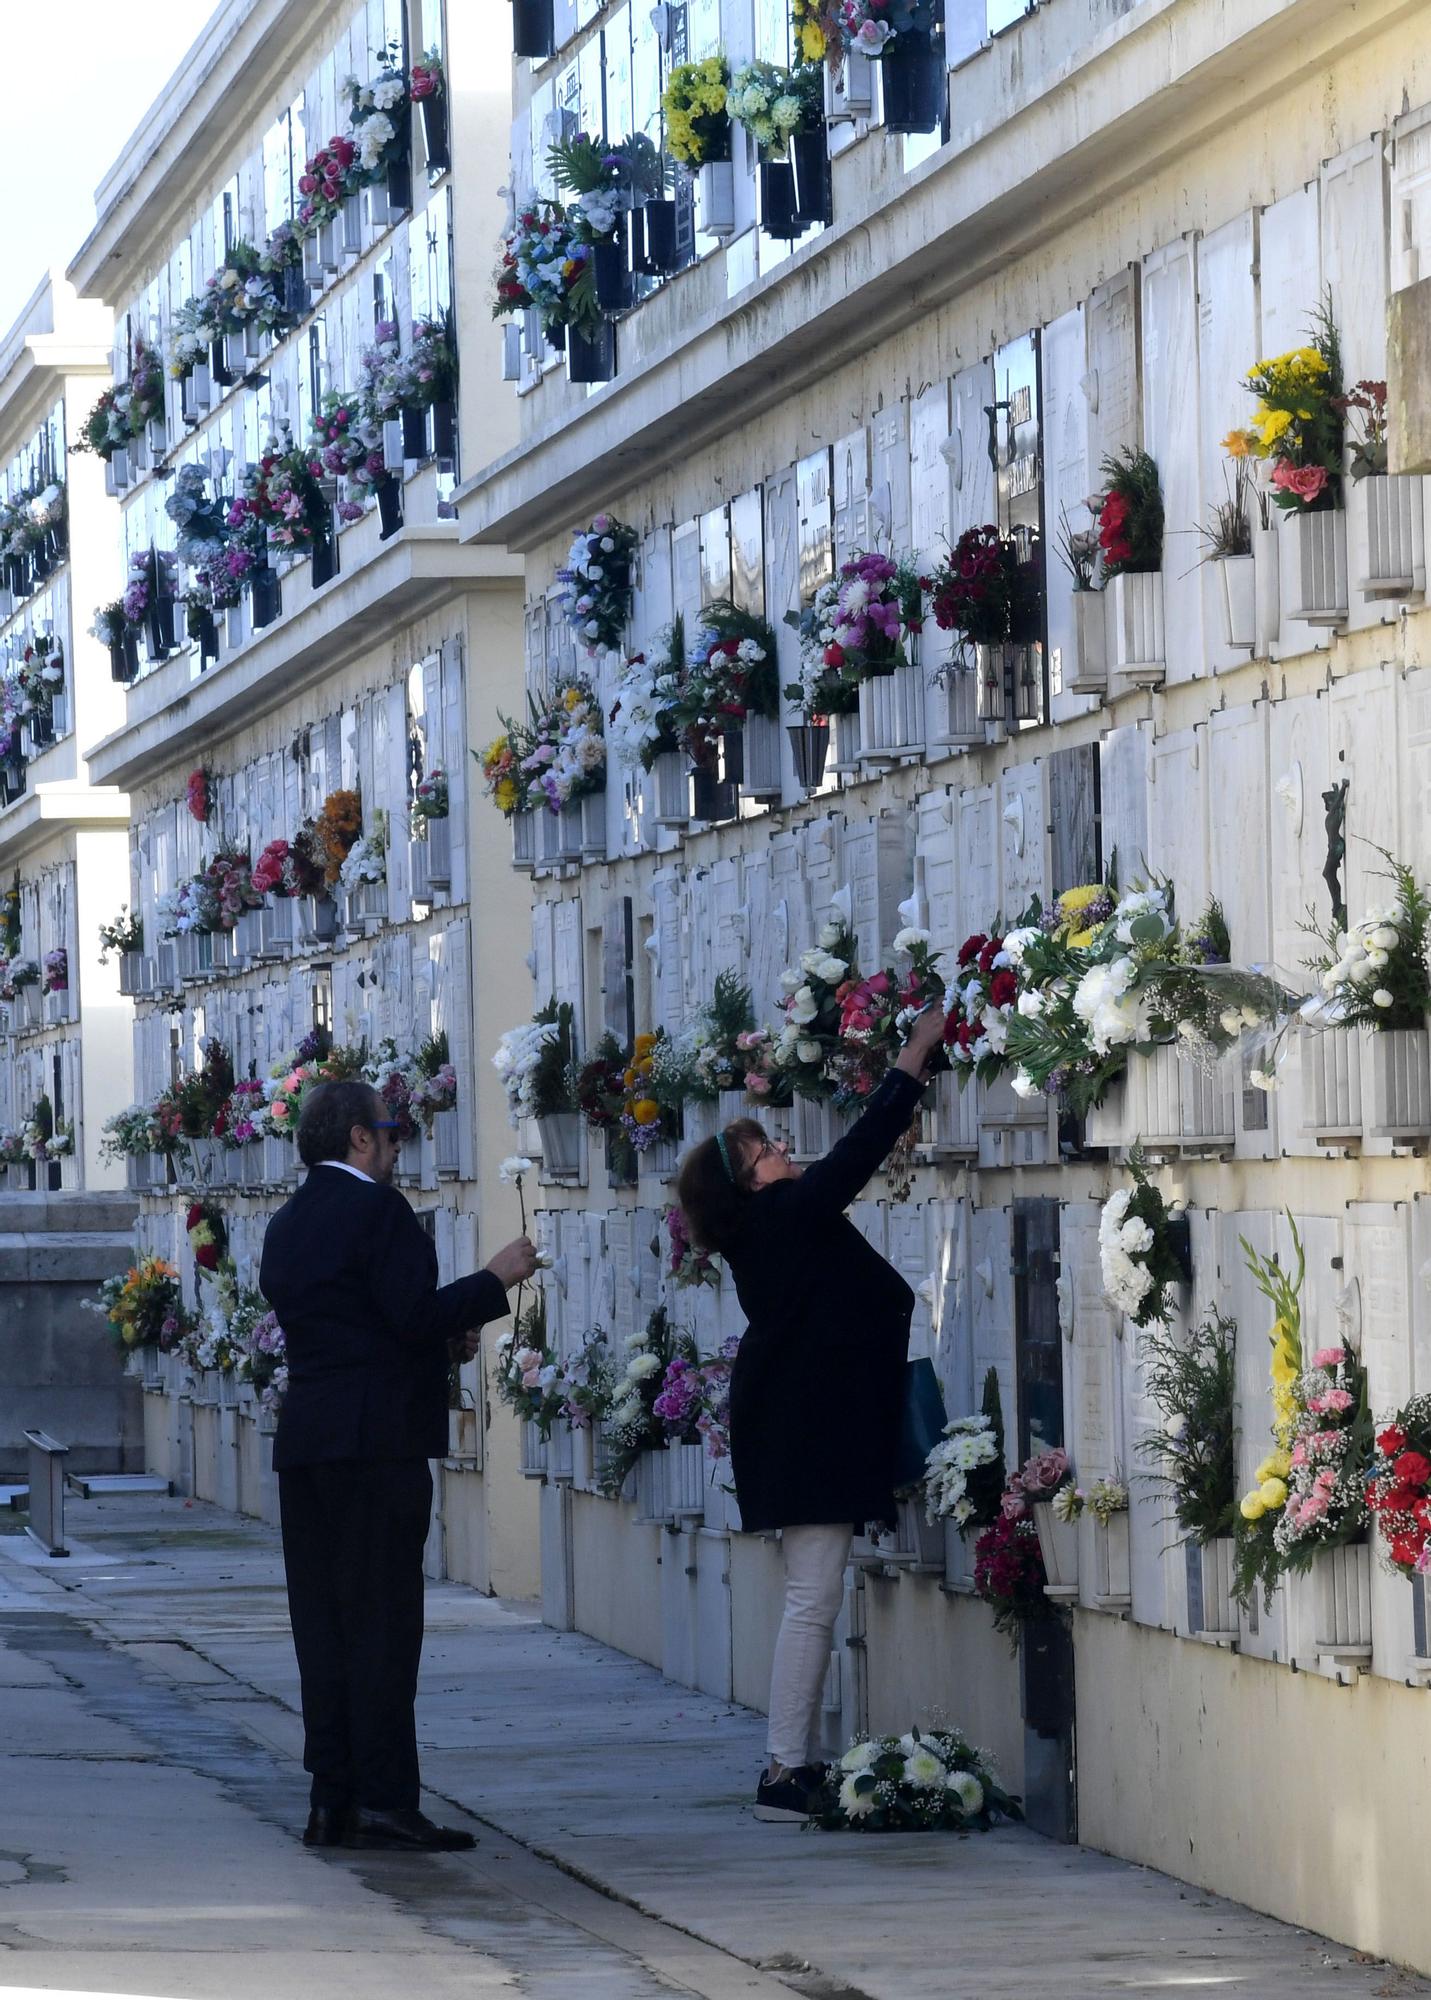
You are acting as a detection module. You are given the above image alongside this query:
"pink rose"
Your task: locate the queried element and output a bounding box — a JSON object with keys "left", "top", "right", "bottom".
{"left": 1271, "top": 461, "right": 1330, "bottom": 504}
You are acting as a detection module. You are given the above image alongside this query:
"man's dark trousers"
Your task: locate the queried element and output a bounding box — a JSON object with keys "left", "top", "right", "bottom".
{"left": 279, "top": 1457, "right": 433, "bottom": 1812}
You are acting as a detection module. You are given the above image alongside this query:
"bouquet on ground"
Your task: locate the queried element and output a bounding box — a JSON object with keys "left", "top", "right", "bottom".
{"left": 1137, "top": 1310, "right": 1237, "bottom": 1546}
{"left": 929, "top": 525, "right": 1041, "bottom": 665}
{"left": 599, "top": 1306, "right": 697, "bottom": 1495}
{"left": 1300, "top": 850, "right": 1431, "bottom": 1033}
{"left": 1365, "top": 1397, "right": 1431, "bottom": 1578}
{"left": 1098, "top": 1147, "right": 1188, "bottom": 1328}
{"left": 676, "top": 604, "right": 781, "bottom": 768}
{"left": 1225, "top": 303, "right": 1344, "bottom": 513}
{"left": 521, "top": 680, "right": 607, "bottom": 812}
{"left": 609, "top": 619, "right": 687, "bottom": 771}
{"left": 811, "top": 1728, "right": 1021, "bottom": 1833}
{"left": 559, "top": 515, "right": 638, "bottom": 653}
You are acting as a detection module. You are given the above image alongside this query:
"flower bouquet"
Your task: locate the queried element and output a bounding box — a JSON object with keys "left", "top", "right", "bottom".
{"left": 87, "top": 1255, "right": 186, "bottom": 1352}
{"left": 599, "top": 1306, "right": 697, "bottom": 1496}
{"left": 476, "top": 727, "right": 531, "bottom": 817}
{"left": 1233, "top": 1216, "right": 1305, "bottom": 1607}
{"left": 236, "top": 1300, "right": 287, "bottom": 1416}
{"left": 558, "top": 514, "right": 638, "bottom": 653}
{"left": 662, "top": 1204, "right": 720, "bottom": 1288}
{"left": 42, "top": 947, "right": 67, "bottom": 994}
{"left": 944, "top": 927, "right": 1026, "bottom": 1087}
{"left": 251, "top": 837, "right": 323, "bottom": 899}
{"left": 313, "top": 788, "right": 363, "bottom": 882}
{"left": 619, "top": 1030, "right": 682, "bottom": 1154}
{"left": 973, "top": 1507, "right": 1048, "bottom": 1644}
{"left": 811, "top": 1729, "right": 1020, "bottom": 1832}
{"left": 492, "top": 999, "right": 575, "bottom": 1126}
{"left": 767, "top": 919, "right": 862, "bottom": 1101}
{"left": 492, "top": 1293, "right": 566, "bottom": 1437}
{"left": 412, "top": 769, "right": 448, "bottom": 822}
{"left": 1137, "top": 1310, "right": 1237, "bottom": 1546}
{"left": 1366, "top": 1398, "right": 1431, "bottom": 1578}
{"left": 492, "top": 204, "right": 601, "bottom": 340}
{"left": 726, "top": 61, "right": 822, "bottom": 153}
{"left": 343, "top": 51, "right": 409, "bottom": 181}
{"left": 661, "top": 59, "right": 731, "bottom": 167}
{"left": 1300, "top": 850, "right": 1431, "bottom": 1032}
{"left": 921, "top": 1409, "right": 1002, "bottom": 1527}
{"left": 677, "top": 603, "right": 781, "bottom": 767}
{"left": 1093, "top": 449, "right": 1163, "bottom": 574}
{"left": 1098, "top": 1147, "right": 1188, "bottom": 1328}
{"left": 297, "top": 133, "right": 360, "bottom": 231}
{"left": 521, "top": 679, "right": 607, "bottom": 812}
{"left": 784, "top": 584, "right": 864, "bottom": 721}
{"left": 1225, "top": 305, "right": 1344, "bottom": 513}
{"left": 97, "top": 908, "right": 144, "bottom": 962}
{"left": 929, "top": 524, "right": 1041, "bottom": 664}
{"left": 609, "top": 619, "right": 687, "bottom": 771}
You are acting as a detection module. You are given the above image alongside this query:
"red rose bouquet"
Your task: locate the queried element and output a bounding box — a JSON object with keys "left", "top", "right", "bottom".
{"left": 1366, "top": 1395, "right": 1431, "bottom": 1578}
{"left": 974, "top": 1509, "right": 1048, "bottom": 1645}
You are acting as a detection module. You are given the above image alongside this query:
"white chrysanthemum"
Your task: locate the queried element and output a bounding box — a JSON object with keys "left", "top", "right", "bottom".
{"left": 904, "top": 1748, "right": 945, "bottom": 1789}
{"left": 945, "top": 1770, "right": 984, "bottom": 1813}
{"left": 839, "top": 1772, "right": 878, "bottom": 1818}
{"left": 840, "top": 1739, "right": 878, "bottom": 1771}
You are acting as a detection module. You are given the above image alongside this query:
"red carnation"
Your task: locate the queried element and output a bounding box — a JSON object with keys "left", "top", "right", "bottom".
{"left": 989, "top": 969, "right": 1017, "bottom": 1008}
{"left": 942, "top": 1010, "right": 961, "bottom": 1046}
{"left": 1395, "top": 1451, "right": 1431, "bottom": 1489}
{"left": 957, "top": 933, "right": 988, "bottom": 967}
{"left": 977, "top": 940, "right": 1000, "bottom": 975}
{"left": 823, "top": 643, "right": 846, "bottom": 669}
{"left": 1378, "top": 1425, "right": 1409, "bottom": 1457}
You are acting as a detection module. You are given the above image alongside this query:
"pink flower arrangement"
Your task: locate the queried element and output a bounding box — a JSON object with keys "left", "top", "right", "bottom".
{"left": 42, "top": 947, "right": 67, "bottom": 994}
{"left": 297, "top": 134, "right": 358, "bottom": 228}
{"left": 1271, "top": 462, "right": 1329, "bottom": 505}
{"left": 200, "top": 851, "right": 259, "bottom": 931}
{"left": 409, "top": 54, "right": 442, "bottom": 100}
{"left": 1000, "top": 1445, "right": 1069, "bottom": 1518}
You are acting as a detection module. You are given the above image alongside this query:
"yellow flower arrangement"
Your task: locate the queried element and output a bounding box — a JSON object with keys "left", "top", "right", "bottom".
{"left": 792, "top": 0, "right": 828, "bottom": 60}
{"left": 661, "top": 57, "right": 731, "bottom": 167}
{"left": 1236, "top": 1220, "right": 1304, "bottom": 1524}
{"left": 1229, "top": 308, "right": 1344, "bottom": 513}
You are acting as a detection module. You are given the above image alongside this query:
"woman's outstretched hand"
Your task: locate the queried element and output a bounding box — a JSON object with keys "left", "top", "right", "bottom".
{"left": 895, "top": 1003, "right": 948, "bottom": 1080}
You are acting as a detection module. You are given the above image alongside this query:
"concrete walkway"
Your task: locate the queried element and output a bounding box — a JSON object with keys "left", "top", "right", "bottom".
{"left": 0, "top": 1494, "right": 1425, "bottom": 2000}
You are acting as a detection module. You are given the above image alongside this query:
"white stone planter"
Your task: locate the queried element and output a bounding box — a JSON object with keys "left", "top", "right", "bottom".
{"left": 409, "top": 840, "right": 433, "bottom": 905}
{"left": 718, "top": 1088, "right": 749, "bottom": 1127}
{"left": 1185, "top": 1536, "right": 1238, "bottom": 1639}
{"left": 1032, "top": 1501, "right": 1079, "bottom": 1599}
{"left": 1358, "top": 474, "right": 1426, "bottom": 599}
{"left": 255, "top": 898, "right": 295, "bottom": 960}
{"left": 579, "top": 789, "right": 606, "bottom": 861}
{"left": 1107, "top": 570, "right": 1166, "bottom": 685}
{"left": 702, "top": 1474, "right": 742, "bottom": 1534}
{"left": 1310, "top": 1541, "right": 1373, "bottom": 1666}
{"left": 1124, "top": 1042, "right": 1185, "bottom": 1150}
{"left": 683, "top": 1100, "right": 719, "bottom": 1149}
{"left": 343, "top": 879, "right": 388, "bottom": 931}
{"left": 650, "top": 750, "right": 690, "bottom": 828}
{"left": 44, "top": 988, "right": 69, "bottom": 1026}
{"left": 547, "top": 1420, "right": 574, "bottom": 1483}
{"left": 519, "top": 1419, "right": 548, "bottom": 1478}
{"left": 1283, "top": 507, "right": 1348, "bottom": 625}
{"left": 536, "top": 1111, "right": 581, "bottom": 1179}
{"left": 152, "top": 941, "right": 178, "bottom": 992}
{"left": 895, "top": 1497, "right": 945, "bottom": 1567}
{"left": 425, "top": 816, "right": 452, "bottom": 888}
{"left": 857, "top": 661, "right": 924, "bottom": 762}
{"left": 16, "top": 984, "right": 41, "bottom": 1030}
{"left": 829, "top": 706, "right": 864, "bottom": 771}
{"left": 1176, "top": 1055, "right": 1238, "bottom": 1151}
{"left": 697, "top": 159, "right": 736, "bottom": 238}
{"left": 1214, "top": 554, "right": 1257, "bottom": 650}
{"left": 981, "top": 1073, "right": 1050, "bottom": 1130}
{"left": 741, "top": 714, "right": 783, "bottom": 800}
{"left": 233, "top": 909, "right": 263, "bottom": 961}
{"left": 433, "top": 1106, "right": 460, "bottom": 1176}
{"left": 1067, "top": 588, "right": 1108, "bottom": 693}
{"left": 174, "top": 931, "right": 213, "bottom": 982}
{"left": 536, "top": 803, "right": 581, "bottom": 869}
{"left": 117, "top": 952, "right": 152, "bottom": 997}
{"left": 942, "top": 1518, "right": 980, "bottom": 1593}
{"left": 636, "top": 1132, "right": 680, "bottom": 1182}
{"left": 186, "top": 1136, "right": 220, "bottom": 1185}
{"left": 1364, "top": 1027, "right": 1431, "bottom": 1142}
{"left": 1254, "top": 523, "right": 1282, "bottom": 653}
{"left": 667, "top": 1441, "right": 707, "bottom": 1520}
{"left": 634, "top": 1447, "right": 668, "bottom": 1523}
{"left": 511, "top": 809, "right": 537, "bottom": 870}
{"left": 1301, "top": 1028, "right": 1363, "bottom": 1146}
{"left": 1091, "top": 1512, "right": 1131, "bottom": 1609}
{"left": 262, "top": 1134, "right": 294, "bottom": 1186}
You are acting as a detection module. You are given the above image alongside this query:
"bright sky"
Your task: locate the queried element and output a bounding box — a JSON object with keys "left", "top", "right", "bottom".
{"left": 1, "top": 0, "right": 223, "bottom": 337}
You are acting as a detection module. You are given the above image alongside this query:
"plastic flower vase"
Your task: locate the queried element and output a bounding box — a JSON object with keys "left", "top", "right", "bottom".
{"left": 536, "top": 1110, "right": 581, "bottom": 1179}
{"left": 1031, "top": 1499, "right": 1079, "bottom": 1598}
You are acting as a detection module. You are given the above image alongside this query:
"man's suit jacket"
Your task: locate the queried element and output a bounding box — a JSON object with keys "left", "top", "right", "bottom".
{"left": 260, "top": 1165, "right": 510, "bottom": 1471}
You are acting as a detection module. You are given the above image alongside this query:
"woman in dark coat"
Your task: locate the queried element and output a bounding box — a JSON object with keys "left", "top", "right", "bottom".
{"left": 676, "top": 1003, "right": 944, "bottom": 1822}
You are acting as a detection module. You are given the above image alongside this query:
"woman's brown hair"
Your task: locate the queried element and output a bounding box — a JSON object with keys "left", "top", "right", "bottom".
{"left": 675, "top": 1119, "right": 767, "bottom": 1257}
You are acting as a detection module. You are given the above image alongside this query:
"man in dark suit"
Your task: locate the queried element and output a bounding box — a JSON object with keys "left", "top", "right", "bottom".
{"left": 260, "top": 1077, "right": 535, "bottom": 1852}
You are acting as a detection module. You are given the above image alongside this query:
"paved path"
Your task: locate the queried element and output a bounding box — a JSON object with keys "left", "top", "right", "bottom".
{"left": 0, "top": 1493, "right": 1425, "bottom": 2000}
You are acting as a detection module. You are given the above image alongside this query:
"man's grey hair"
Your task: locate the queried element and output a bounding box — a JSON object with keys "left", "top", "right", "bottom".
{"left": 296, "top": 1079, "right": 385, "bottom": 1168}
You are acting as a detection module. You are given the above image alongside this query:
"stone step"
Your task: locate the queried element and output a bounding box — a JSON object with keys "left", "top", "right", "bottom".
{"left": 0, "top": 1191, "right": 138, "bottom": 1235}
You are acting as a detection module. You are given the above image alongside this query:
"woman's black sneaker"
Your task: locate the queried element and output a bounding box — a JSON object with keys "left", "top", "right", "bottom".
{"left": 753, "top": 1763, "right": 827, "bottom": 1823}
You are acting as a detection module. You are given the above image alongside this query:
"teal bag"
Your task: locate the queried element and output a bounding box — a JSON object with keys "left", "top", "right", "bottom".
{"left": 894, "top": 1357, "right": 948, "bottom": 1490}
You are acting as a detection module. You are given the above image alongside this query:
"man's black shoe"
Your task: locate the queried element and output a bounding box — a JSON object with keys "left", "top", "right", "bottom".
{"left": 303, "top": 1806, "right": 348, "bottom": 1847}
{"left": 343, "top": 1807, "right": 477, "bottom": 1851}
{"left": 753, "top": 1763, "right": 828, "bottom": 1823}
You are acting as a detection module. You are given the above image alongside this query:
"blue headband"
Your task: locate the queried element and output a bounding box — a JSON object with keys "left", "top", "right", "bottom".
{"left": 716, "top": 1131, "right": 735, "bottom": 1183}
